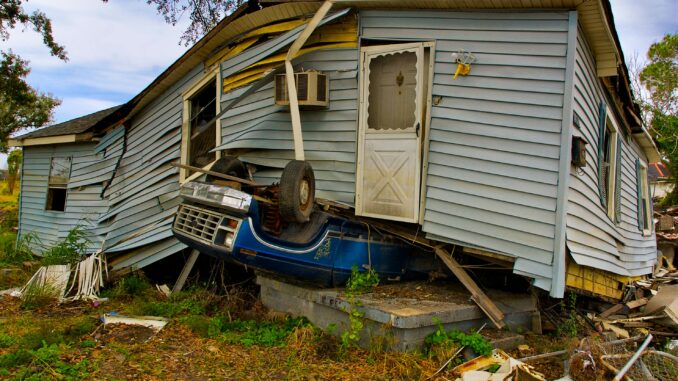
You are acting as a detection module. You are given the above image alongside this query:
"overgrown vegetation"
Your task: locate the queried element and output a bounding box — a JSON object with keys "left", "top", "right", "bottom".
{"left": 425, "top": 317, "right": 493, "bottom": 366}
{"left": 556, "top": 292, "right": 579, "bottom": 338}
{"left": 340, "top": 265, "right": 380, "bottom": 351}
{"left": 40, "top": 225, "right": 90, "bottom": 267}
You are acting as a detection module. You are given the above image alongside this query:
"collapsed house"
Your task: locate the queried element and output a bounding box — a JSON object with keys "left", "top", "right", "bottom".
{"left": 10, "top": 0, "right": 660, "bottom": 300}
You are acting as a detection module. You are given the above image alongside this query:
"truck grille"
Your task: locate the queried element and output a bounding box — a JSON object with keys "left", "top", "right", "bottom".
{"left": 174, "top": 204, "right": 223, "bottom": 244}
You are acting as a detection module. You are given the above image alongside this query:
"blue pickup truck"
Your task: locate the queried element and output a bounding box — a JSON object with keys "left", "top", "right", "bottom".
{"left": 172, "top": 179, "right": 436, "bottom": 286}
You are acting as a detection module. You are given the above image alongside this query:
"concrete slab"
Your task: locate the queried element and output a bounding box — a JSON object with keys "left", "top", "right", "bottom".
{"left": 257, "top": 276, "right": 537, "bottom": 351}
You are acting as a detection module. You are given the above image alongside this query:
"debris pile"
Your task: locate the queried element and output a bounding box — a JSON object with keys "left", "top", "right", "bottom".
{"left": 450, "top": 349, "right": 546, "bottom": 381}
{"left": 590, "top": 265, "right": 678, "bottom": 339}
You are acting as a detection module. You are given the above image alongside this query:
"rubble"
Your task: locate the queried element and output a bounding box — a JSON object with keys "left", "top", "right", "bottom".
{"left": 451, "top": 349, "right": 546, "bottom": 381}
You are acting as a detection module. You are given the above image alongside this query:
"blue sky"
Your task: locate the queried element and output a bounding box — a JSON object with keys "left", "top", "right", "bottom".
{"left": 1, "top": 0, "right": 676, "bottom": 168}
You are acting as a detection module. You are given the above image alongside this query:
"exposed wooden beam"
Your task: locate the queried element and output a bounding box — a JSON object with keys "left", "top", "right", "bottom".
{"left": 173, "top": 250, "right": 200, "bottom": 293}
{"left": 434, "top": 247, "right": 506, "bottom": 329}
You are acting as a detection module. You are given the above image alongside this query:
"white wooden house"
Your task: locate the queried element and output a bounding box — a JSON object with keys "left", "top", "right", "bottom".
{"left": 10, "top": 0, "right": 659, "bottom": 299}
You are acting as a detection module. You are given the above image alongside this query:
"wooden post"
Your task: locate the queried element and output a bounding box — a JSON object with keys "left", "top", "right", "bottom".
{"left": 434, "top": 247, "right": 506, "bottom": 329}
{"left": 173, "top": 250, "right": 200, "bottom": 294}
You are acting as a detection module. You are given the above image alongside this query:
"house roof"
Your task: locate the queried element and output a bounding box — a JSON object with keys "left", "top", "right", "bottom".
{"left": 16, "top": 0, "right": 658, "bottom": 160}
{"left": 104, "top": 0, "right": 629, "bottom": 126}
{"left": 649, "top": 162, "right": 671, "bottom": 182}
{"left": 8, "top": 105, "right": 121, "bottom": 147}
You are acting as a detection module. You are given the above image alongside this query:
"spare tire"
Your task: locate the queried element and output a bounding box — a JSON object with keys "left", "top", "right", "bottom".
{"left": 205, "top": 156, "right": 247, "bottom": 182}
{"left": 279, "top": 160, "right": 315, "bottom": 223}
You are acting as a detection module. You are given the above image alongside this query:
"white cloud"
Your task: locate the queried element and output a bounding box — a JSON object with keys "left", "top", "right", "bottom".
{"left": 611, "top": 0, "right": 677, "bottom": 62}
{"left": 56, "top": 97, "right": 121, "bottom": 122}
{"left": 1, "top": 0, "right": 190, "bottom": 124}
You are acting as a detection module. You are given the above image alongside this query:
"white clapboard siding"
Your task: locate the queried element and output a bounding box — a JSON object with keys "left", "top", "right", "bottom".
{"left": 566, "top": 28, "right": 656, "bottom": 277}
{"left": 360, "top": 10, "right": 569, "bottom": 289}
{"left": 18, "top": 142, "right": 115, "bottom": 252}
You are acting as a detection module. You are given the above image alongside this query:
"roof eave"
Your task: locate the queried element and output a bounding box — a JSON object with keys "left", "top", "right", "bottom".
{"left": 8, "top": 132, "right": 95, "bottom": 148}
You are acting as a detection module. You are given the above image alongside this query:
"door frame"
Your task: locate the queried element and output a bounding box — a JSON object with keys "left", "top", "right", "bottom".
{"left": 355, "top": 41, "right": 435, "bottom": 224}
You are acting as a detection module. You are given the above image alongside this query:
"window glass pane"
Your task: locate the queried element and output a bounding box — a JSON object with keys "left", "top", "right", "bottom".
{"left": 49, "top": 157, "right": 71, "bottom": 186}
{"left": 367, "top": 51, "right": 417, "bottom": 131}
{"left": 189, "top": 80, "right": 217, "bottom": 168}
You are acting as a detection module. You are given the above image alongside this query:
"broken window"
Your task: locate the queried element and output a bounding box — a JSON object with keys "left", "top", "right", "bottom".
{"left": 46, "top": 157, "right": 70, "bottom": 212}
{"left": 187, "top": 79, "right": 217, "bottom": 173}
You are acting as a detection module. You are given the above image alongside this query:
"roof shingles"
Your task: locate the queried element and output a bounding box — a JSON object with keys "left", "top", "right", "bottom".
{"left": 14, "top": 105, "right": 121, "bottom": 140}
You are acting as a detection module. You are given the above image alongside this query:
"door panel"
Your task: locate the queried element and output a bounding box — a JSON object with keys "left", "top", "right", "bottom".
{"left": 356, "top": 43, "right": 424, "bottom": 222}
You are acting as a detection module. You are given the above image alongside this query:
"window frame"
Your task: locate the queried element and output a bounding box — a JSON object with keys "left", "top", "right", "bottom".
{"left": 45, "top": 156, "right": 71, "bottom": 212}
{"left": 180, "top": 68, "right": 222, "bottom": 183}
{"left": 638, "top": 161, "right": 652, "bottom": 236}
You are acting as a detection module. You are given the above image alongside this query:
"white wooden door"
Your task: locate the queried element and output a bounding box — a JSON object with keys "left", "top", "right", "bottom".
{"left": 356, "top": 43, "right": 424, "bottom": 222}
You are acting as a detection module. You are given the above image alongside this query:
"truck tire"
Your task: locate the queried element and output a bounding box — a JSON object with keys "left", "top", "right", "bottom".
{"left": 279, "top": 160, "right": 315, "bottom": 223}
{"left": 206, "top": 156, "right": 247, "bottom": 182}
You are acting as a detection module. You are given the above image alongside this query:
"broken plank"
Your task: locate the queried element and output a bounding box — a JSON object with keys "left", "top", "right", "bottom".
{"left": 625, "top": 298, "right": 648, "bottom": 310}
{"left": 621, "top": 322, "right": 654, "bottom": 328}
{"left": 434, "top": 247, "right": 506, "bottom": 329}
{"left": 599, "top": 304, "right": 625, "bottom": 319}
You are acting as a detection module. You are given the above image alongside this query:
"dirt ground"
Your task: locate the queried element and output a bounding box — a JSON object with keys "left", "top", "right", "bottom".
{"left": 0, "top": 289, "right": 584, "bottom": 381}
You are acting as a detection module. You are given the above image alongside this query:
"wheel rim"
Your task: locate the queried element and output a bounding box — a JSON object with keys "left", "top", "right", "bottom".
{"left": 299, "top": 179, "right": 310, "bottom": 207}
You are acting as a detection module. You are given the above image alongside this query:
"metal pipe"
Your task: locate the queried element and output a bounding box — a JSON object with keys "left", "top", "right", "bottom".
{"left": 612, "top": 334, "right": 653, "bottom": 381}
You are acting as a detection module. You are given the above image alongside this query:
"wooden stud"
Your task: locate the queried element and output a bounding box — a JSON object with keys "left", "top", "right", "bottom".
{"left": 173, "top": 250, "right": 200, "bottom": 294}
{"left": 434, "top": 247, "right": 506, "bottom": 329}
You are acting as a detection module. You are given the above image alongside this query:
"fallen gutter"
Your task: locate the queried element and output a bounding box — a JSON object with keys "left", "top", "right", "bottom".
{"left": 284, "top": 0, "right": 334, "bottom": 161}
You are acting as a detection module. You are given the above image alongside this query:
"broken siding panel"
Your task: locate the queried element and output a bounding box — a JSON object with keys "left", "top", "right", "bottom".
{"left": 95, "top": 125, "right": 125, "bottom": 153}
{"left": 566, "top": 28, "right": 656, "bottom": 277}
{"left": 219, "top": 47, "right": 359, "bottom": 204}
{"left": 97, "top": 63, "right": 206, "bottom": 261}
{"left": 108, "top": 238, "right": 186, "bottom": 272}
{"left": 361, "top": 10, "right": 568, "bottom": 290}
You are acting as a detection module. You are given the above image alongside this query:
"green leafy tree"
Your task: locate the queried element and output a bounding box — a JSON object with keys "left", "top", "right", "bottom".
{"left": 0, "top": 0, "right": 66, "bottom": 152}
{"left": 7, "top": 149, "right": 22, "bottom": 195}
{"left": 638, "top": 34, "right": 677, "bottom": 205}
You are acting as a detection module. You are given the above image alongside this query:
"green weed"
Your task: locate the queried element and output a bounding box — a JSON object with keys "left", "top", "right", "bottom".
{"left": 425, "top": 317, "right": 493, "bottom": 362}
{"left": 340, "top": 265, "right": 380, "bottom": 351}
{"left": 20, "top": 283, "right": 60, "bottom": 310}
{"left": 556, "top": 292, "right": 579, "bottom": 338}
{"left": 105, "top": 274, "right": 152, "bottom": 298}
{"left": 202, "top": 316, "right": 310, "bottom": 347}
{"left": 346, "top": 265, "right": 379, "bottom": 293}
{"left": 0, "top": 333, "right": 15, "bottom": 348}
{"left": 41, "top": 225, "right": 90, "bottom": 266}
{"left": 0, "top": 231, "right": 37, "bottom": 266}
{"left": 20, "top": 316, "right": 98, "bottom": 349}
{"left": 0, "top": 342, "right": 90, "bottom": 380}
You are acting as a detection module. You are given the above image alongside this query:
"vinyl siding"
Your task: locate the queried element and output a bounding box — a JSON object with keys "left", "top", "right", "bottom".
{"left": 16, "top": 65, "right": 206, "bottom": 268}
{"left": 566, "top": 28, "right": 656, "bottom": 276}
{"left": 218, "top": 48, "right": 359, "bottom": 204}
{"left": 19, "top": 143, "right": 112, "bottom": 252}
{"left": 361, "top": 10, "right": 569, "bottom": 290}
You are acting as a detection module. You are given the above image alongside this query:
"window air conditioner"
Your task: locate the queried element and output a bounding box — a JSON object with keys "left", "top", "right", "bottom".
{"left": 274, "top": 70, "right": 329, "bottom": 108}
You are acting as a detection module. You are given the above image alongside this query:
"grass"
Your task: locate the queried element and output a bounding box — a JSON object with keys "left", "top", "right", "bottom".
{"left": 0, "top": 276, "right": 437, "bottom": 380}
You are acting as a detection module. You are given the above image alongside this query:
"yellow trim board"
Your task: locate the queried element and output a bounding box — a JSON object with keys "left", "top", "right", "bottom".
{"left": 242, "top": 19, "right": 308, "bottom": 39}
{"left": 9, "top": 133, "right": 94, "bottom": 147}
{"left": 205, "top": 37, "right": 259, "bottom": 68}
{"left": 566, "top": 261, "right": 644, "bottom": 301}
{"left": 221, "top": 41, "right": 357, "bottom": 93}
